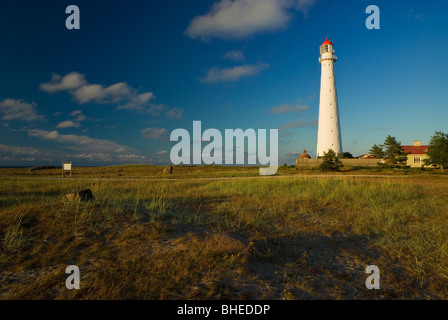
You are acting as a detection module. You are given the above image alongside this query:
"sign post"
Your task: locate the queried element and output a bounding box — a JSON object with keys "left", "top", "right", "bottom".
{"left": 62, "top": 162, "right": 72, "bottom": 178}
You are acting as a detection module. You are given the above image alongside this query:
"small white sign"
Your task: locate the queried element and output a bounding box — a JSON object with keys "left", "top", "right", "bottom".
{"left": 63, "top": 163, "right": 72, "bottom": 171}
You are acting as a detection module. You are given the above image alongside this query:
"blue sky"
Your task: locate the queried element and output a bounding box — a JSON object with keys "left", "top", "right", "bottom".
{"left": 0, "top": 0, "right": 447, "bottom": 166}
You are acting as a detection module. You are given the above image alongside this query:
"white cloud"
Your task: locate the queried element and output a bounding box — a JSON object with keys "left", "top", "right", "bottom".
{"left": 0, "top": 143, "right": 60, "bottom": 164}
{"left": 147, "top": 150, "right": 171, "bottom": 165}
{"left": 39, "top": 72, "right": 87, "bottom": 93}
{"left": 269, "top": 103, "right": 308, "bottom": 114}
{"left": 222, "top": 50, "right": 245, "bottom": 61}
{"left": 56, "top": 110, "right": 88, "bottom": 129}
{"left": 278, "top": 119, "right": 317, "bottom": 131}
{"left": 72, "top": 82, "right": 133, "bottom": 105}
{"left": 40, "top": 72, "right": 182, "bottom": 119}
{"left": 144, "top": 104, "right": 184, "bottom": 120}
{"left": 70, "top": 84, "right": 105, "bottom": 104}
{"left": 40, "top": 72, "right": 137, "bottom": 105}
{"left": 141, "top": 127, "right": 169, "bottom": 140}
{"left": 28, "top": 129, "right": 134, "bottom": 154}
{"left": 145, "top": 104, "right": 165, "bottom": 117}
{"left": 70, "top": 110, "right": 83, "bottom": 117}
{"left": 56, "top": 120, "right": 80, "bottom": 129}
{"left": 291, "top": 0, "right": 315, "bottom": 15}
{"left": 0, "top": 144, "right": 41, "bottom": 156}
{"left": 0, "top": 98, "right": 45, "bottom": 122}
{"left": 117, "top": 92, "right": 155, "bottom": 111}
{"left": 164, "top": 107, "right": 184, "bottom": 120}
{"left": 0, "top": 140, "right": 145, "bottom": 165}
{"left": 185, "top": 0, "right": 316, "bottom": 41}
{"left": 200, "top": 63, "right": 269, "bottom": 83}
{"left": 74, "top": 114, "right": 87, "bottom": 122}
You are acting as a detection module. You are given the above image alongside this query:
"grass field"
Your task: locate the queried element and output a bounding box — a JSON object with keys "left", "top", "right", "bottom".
{"left": 0, "top": 165, "right": 447, "bottom": 299}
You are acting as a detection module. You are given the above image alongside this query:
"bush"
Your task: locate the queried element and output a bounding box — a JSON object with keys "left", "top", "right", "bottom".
{"left": 319, "top": 149, "right": 343, "bottom": 172}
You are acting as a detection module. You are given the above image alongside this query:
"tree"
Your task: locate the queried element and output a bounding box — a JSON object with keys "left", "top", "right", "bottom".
{"left": 369, "top": 144, "right": 385, "bottom": 158}
{"left": 338, "top": 152, "right": 354, "bottom": 159}
{"left": 424, "top": 131, "right": 448, "bottom": 172}
{"left": 369, "top": 136, "right": 408, "bottom": 168}
{"left": 382, "top": 135, "right": 408, "bottom": 167}
{"left": 319, "top": 149, "right": 343, "bottom": 172}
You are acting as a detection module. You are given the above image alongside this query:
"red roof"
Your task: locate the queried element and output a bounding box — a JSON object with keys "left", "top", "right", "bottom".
{"left": 322, "top": 38, "right": 333, "bottom": 46}
{"left": 401, "top": 145, "right": 429, "bottom": 154}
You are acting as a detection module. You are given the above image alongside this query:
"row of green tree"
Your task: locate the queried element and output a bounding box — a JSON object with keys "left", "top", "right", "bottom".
{"left": 369, "top": 135, "right": 408, "bottom": 168}
{"left": 370, "top": 132, "right": 448, "bottom": 170}
{"left": 318, "top": 131, "right": 448, "bottom": 172}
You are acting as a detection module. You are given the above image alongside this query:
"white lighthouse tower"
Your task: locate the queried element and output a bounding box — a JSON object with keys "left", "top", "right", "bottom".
{"left": 316, "top": 38, "right": 342, "bottom": 157}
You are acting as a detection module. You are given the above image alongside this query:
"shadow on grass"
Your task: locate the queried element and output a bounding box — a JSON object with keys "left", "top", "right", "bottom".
{"left": 244, "top": 232, "right": 406, "bottom": 299}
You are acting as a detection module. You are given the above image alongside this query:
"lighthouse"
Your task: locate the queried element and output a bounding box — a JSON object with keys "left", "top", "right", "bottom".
{"left": 316, "top": 38, "right": 342, "bottom": 157}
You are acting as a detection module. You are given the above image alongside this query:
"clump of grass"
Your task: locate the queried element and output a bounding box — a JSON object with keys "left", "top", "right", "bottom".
{"left": 2, "top": 206, "right": 31, "bottom": 253}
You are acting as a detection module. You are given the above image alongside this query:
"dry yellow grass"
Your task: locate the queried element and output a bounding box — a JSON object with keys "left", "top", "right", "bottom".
{"left": 0, "top": 165, "right": 447, "bottom": 299}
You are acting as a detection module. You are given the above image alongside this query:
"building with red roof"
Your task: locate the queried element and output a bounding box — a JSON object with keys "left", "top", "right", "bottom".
{"left": 401, "top": 140, "right": 430, "bottom": 167}
{"left": 298, "top": 149, "right": 311, "bottom": 159}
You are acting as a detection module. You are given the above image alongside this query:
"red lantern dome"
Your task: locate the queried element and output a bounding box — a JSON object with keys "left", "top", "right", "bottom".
{"left": 321, "top": 38, "right": 333, "bottom": 46}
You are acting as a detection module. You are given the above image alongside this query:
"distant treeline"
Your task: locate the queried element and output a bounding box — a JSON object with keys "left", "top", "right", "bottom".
{"left": 0, "top": 166, "right": 31, "bottom": 168}
{"left": 29, "top": 166, "right": 57, "bottom": 171}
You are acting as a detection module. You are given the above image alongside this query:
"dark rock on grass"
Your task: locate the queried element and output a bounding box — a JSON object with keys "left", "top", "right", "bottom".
{"left": 65, "top": 189, "right": 94, "bottom": 202}
{"left": 163, "top": 165, "right": 173, "bottom": 174}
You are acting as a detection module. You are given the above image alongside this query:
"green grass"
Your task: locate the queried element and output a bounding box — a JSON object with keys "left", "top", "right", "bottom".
{"left": 1, "top": 163, "right": 444, "bottom": 180}
{"left": 0, "top": 165, "right": 447, "bottom": 299}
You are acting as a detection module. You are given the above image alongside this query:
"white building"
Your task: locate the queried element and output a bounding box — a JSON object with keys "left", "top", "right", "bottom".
{"left": 316, "top": 38, "right": 342, "bottom": 157}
